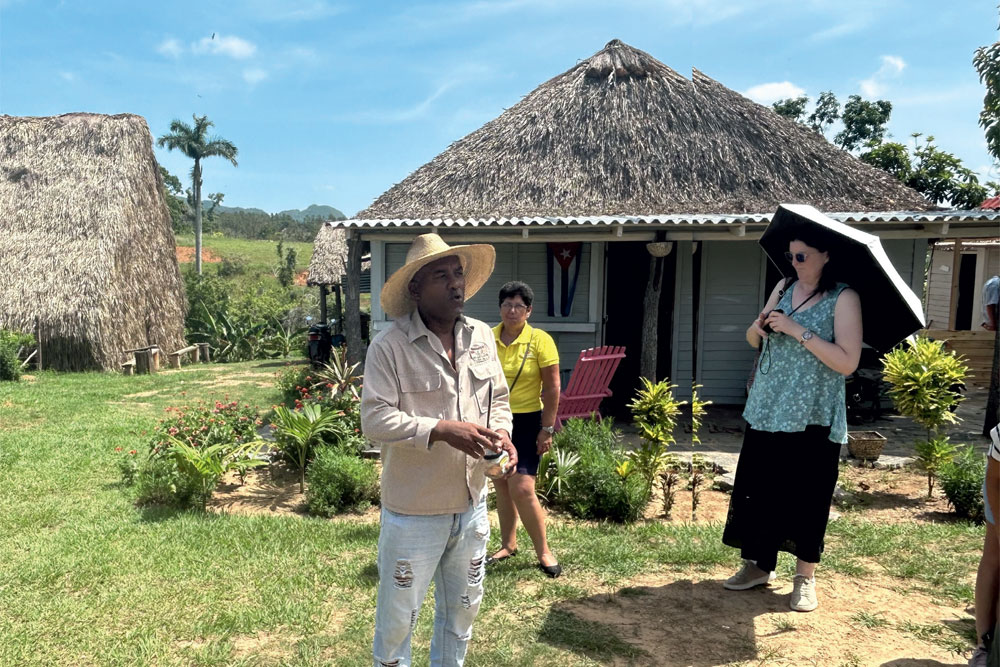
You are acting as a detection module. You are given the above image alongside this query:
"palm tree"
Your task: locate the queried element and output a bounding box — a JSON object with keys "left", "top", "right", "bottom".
{"left": 157, "top": 115, "right": 238, "bottom": 274}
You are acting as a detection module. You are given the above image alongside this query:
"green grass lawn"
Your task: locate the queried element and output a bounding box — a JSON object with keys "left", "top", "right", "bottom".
{"left": 175, "top": 235, "right": 315, "bottom": 274}
{"left": 0, "top": 364, "right": 984, "bottom": 665}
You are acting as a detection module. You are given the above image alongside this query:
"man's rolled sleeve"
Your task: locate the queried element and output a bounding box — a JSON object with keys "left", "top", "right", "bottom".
{"left": 360, "top": 340, "right": 439, "bottom": 450}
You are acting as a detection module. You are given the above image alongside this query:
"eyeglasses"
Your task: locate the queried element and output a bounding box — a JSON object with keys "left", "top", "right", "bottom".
{"left": 500, "top": 303, "right": 528, "bottom": 312}
{"left": 784, "top": 251, "right": 810, "bottom": 264}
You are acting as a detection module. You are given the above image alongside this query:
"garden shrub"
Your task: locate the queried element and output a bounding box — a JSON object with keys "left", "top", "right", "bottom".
{"left": 149, "top": 400, "right": 262, "bottom": 454}
{"left": 552, "top": 416, "right": 620, "bottom": 454}
{"left": 0, "top": 329, "right": 35, "bottom": 381}
{"left": 217, "top": 253, "right": 250, "bottom": 278}
{"left": 543, "top": 417, "right": 650, "bottom": 523}
{"left": 939, "top": 447, "right": 986, "bottom": 522}
{"left": 306, "top": 447, "right": 379, "bottom": 516}
{"left": 135, "top": 455, "right": 198, "bottom": 508}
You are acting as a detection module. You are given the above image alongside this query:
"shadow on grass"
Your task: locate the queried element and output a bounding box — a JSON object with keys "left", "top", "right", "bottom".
{"left": 537, "top": 578, "right": 787, "bottom": 666}
{"left": 251, "top": 360, "right": 310, "bottom": 369}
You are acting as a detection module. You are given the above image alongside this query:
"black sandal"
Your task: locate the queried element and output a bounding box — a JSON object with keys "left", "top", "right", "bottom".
{"left": 538, "top": 562, "right": 562, "bottom": 578}
{"left": 485, "top": 548, "right": 517, "bottom": 566}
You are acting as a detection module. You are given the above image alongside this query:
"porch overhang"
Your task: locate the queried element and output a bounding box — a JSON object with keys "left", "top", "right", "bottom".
{"left": 333, "top": 210, "right": 1000, "bottom": 243}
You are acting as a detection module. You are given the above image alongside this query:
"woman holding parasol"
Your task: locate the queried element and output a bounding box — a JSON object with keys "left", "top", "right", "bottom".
{"left": 721, "top": 209, "right": 864, "bottom": 612}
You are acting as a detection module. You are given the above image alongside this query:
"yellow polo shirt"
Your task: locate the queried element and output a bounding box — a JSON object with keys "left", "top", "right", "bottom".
{"left": 492, "top": 323, "right": 559, "bottom": 414}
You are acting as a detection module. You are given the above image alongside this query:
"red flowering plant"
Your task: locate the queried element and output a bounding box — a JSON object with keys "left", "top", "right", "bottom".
{"left": 148, "top": 399, "right": 263, "bottom": 458}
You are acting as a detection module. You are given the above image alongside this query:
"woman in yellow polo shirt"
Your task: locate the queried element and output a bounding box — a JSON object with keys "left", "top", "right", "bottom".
{"left": 487, "top": 281, "right": 562, "bottom": 578}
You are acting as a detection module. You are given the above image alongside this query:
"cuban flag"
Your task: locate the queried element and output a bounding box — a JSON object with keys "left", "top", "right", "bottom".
{"left": 546, "top": 242, "right": 582, "bottom": 317}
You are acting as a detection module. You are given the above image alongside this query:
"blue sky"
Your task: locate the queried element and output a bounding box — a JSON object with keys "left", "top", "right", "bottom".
{"left": 1, "top": 0, "right": 997, "bottom": 216}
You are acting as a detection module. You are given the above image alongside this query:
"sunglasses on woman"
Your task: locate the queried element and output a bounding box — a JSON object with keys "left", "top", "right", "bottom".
{"left": 784, "top": 251, "right": 810, "bottom": 263}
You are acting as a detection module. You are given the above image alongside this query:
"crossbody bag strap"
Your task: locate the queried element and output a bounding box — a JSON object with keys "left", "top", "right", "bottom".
{"left": 508, "top": 331, "right": 536, "bottom": 393}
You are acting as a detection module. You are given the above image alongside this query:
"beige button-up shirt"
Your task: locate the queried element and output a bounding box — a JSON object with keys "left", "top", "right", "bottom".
{"left": 361, "top": 309, "right": 513, "bottom": 515}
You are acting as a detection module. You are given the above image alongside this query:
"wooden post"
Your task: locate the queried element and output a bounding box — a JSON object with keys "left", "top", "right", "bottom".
{"left": 335, "top": 284, "right": 344, "bottom": 333}
{"left": 345, "top": 229, "right": 365, "bottom": 368}
{"left": 169, "top": 353, "right": 182, "bottom": 369}
{"left": 35, "top": 316, "right": 42, "bottom": 371}
{"left": 150, "top": 347, "right": 160, "bottom": 372}
{"left": 192, "top": 345, "right": 200, "bottom": 363}
{"left": 197, "top": 342, "right": 211, "bottom": 363}
{"left": 639, "top": 239, "right": 672, "bottom": 381}
{"left": 135, "top": 350, "right": 151, "bottom": 374}
{"left": 319, "top": 284, "right": 328, "bottom": 324}
{"left": 948, "top": 239, "right": 963, "bottom": 330}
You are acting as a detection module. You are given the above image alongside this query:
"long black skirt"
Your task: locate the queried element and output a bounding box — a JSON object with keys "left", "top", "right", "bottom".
{"left": 721, "top": 424, "right": 841, "bottom": 572}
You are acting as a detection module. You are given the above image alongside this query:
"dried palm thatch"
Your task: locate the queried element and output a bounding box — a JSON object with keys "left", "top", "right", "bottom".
{"left": 0, "top": 113, "right": 186, "bottom": 371}
{"left": 360, "top": 39, "right": 930, "bottom": 220}
{"left": 306, "top": 222, "right": 348, "bottom": 286}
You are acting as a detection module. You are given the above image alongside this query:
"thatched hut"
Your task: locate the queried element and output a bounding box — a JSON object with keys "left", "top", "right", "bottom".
{"left": 0, "top": 113, "right": 186, "bottom": 371}
{"left": 329, "top": 40, "right": 1000, "bottom": 406}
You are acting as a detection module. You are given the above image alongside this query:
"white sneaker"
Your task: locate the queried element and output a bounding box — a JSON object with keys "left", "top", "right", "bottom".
{"left": 724, "top": 560, "right": 777, "bottom": 590}
{"left": 968, "top": 645, "right": 987, "bottom": 667}
{"left": 790, "top": 574, "right": 818, "bottom": 612}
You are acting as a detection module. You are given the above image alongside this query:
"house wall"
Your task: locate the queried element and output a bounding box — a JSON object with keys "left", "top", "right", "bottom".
{"left": 926, "top": 243, "right": 999, "bottom": 329}
{"left": 374, "top": 240, "right": 604, "bottom": 386}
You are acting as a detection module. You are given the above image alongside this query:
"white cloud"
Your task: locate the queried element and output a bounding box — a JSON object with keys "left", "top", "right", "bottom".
{"left": 192, "top": 34, "right": 257, "bottom": 59}
{"left": 742, "top": 81, "right": 806, "bottom": 105}
{"left": 808, "top": 20, "right": 867, "bottom": 42}
{"left": 860, "top": 55, "right": 906, "bottom": 97}
{"left": 243, "top": 68, "right": 268, "bottom": 85}
{"left": 156, "top": 38, "right": 184, "bottom": 58}
{"left": 58, "top": 71, "right": 76, "bottom": 82}
{"left": 332, "top": 83, "right": 455, "bottom": 124}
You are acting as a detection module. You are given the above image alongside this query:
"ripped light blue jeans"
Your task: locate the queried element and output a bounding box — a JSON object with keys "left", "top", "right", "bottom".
{"left": 372, "top": 495, "right": 489, "bottom": 667}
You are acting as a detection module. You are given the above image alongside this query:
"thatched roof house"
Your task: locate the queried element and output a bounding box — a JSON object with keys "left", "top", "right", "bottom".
{"left": 328, "top": 40, "right": 999, "bottom": 406}
{"left": 306, "top": 223, "right": 349, "bottom": 287}
{"left": 360, "top": 39, "right": 930, "bottom": 219}
{"left": 0, "top": 113, "right": 186, "bottom": 371}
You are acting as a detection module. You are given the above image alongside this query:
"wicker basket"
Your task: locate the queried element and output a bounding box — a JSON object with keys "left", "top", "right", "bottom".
{"left": 847, "top": 431, "right": 887, "bottom": 461}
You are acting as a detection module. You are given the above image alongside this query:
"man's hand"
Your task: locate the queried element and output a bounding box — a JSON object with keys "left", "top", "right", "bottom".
{"left": 431, "top": 420, "right": 501, "bottom": 459}
{"left": 495, "top": 429, "right": 518, "bottom": 479}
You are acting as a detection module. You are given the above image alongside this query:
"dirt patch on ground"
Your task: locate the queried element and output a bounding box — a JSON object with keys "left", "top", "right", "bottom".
{"left": 175, "top": 246, "right": 223, "bottom": 264}
{"left": 634, "top": 465, "right": 960, "bottom": 527}
{"left": 192, "top": 372, "right": 276, "bottom": 390}
{"left": 208, "top": 463, "right": 309, "bottom": 516}
{"left": 556, "top": 568, "right": 970, "bottom": 666}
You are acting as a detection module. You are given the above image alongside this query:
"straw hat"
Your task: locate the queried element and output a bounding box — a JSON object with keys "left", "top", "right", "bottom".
{"left": 380, "top": 233, "right": 496, "bottom": 318}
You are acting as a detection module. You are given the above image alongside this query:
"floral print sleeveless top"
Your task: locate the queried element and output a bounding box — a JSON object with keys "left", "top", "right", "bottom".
{"left": 742, "top": 282, "right": 849, "bottom": 444}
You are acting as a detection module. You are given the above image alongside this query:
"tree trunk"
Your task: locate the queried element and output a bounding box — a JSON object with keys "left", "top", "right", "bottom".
{"left": 640, "top": 254, "right": 664, "bottom": 381}
{"left": 985, "top": 322, "right": 1000, "bottom": 436}
{"left": 344, "top": 230, "right": 365, "bottom": 369}
{"left": 194, "top": 160, "right": 203, "bottom": 275}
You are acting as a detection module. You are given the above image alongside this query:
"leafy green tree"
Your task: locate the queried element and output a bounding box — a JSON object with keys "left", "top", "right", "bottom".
{"left": 835, "top": 95, "right": 892, "bottom": 151}
{"left": 275, "top": 241, "right": 298, "bottom": 288}
{"left": 772, "top": 96, "right": 808, "bottom": 123}
{"left": 975, "top": 22, "right": 1000, "bottom": 436}
{"left": 157, "top": 115, "right": 238, "bottom": 274}
{"left": 159, "top": 166, "right": 191, "bottom": 233}
{"left": 974, "top": 34, "right": 1000, "bottom": 164}
{"left": 860, "top": 134, "right": 986, "bottom": 208}
{"left": 807, "top": 91, "right": 840, "bottom": 137}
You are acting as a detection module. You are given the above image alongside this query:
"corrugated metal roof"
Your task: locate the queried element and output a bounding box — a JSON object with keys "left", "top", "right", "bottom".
{"left": 332, "top": 210, "right": 1000, "bottom": 228}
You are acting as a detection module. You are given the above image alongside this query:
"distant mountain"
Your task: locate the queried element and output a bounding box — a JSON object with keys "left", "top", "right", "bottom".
{"left": 278, "top": 205, "right": 346, "bottom": 222}
{"left": 201, "top": 203, "right": 345, "bottom": 221}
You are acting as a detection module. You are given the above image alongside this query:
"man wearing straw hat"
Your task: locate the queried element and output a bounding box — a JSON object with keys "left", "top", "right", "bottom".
{"left": 362, "top": 233, "right": 516, "bottom": 667}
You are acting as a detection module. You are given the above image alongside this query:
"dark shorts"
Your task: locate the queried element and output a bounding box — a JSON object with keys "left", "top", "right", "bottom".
{"left": 511, "top": 411, "right": 542, "bottom": 476}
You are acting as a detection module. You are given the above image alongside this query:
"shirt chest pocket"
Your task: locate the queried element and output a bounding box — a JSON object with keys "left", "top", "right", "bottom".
{"left": 399, "top": 373, "right": 442, "bottom": 394}
{"left": 469, "top": 362, "right": 500, "bottom": 415}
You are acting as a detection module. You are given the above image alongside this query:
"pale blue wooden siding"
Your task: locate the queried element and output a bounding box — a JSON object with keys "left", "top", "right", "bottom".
{"left": 672, "top": 241, "right": 695, "bottom": 400}
{"left": 696, "top": 241, "right": 764, "bottom": 403}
